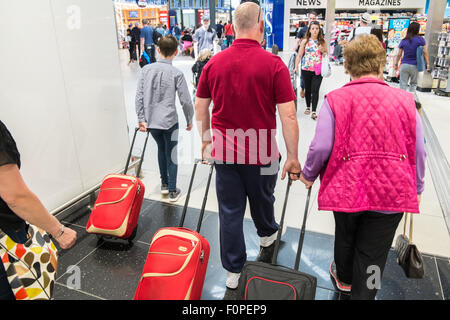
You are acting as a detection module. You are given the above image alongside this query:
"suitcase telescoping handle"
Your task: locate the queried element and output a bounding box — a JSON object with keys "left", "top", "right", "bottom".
{"left": 294, "top": 186, "right": 312, "bottom": 271}
{"left": 124, "top": 127, "right": 151, "bottom": 178}
{"left": 271, "top": 174, "right": 312, "bottom": 271}
{"left": 179, "top": 159, "right": 214, "bottom": 233}
{"left": 272, "top": 172, "right": 300, "bottom": 265}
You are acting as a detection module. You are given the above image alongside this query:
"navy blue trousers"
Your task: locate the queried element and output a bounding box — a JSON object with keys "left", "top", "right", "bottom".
{"left": 215, "top": 162, "right": 279, "bottom": 273}
{"left": 149, "top": 123, "right": 179, "bottom": 192}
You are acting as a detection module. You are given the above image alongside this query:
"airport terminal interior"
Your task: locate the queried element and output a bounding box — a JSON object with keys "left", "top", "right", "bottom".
{"left": 1, "top": 0, "right": 449, "bottom": 301}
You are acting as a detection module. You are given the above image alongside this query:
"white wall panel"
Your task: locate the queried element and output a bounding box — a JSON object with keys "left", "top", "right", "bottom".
{"left": 0, "top": 0, "right": 129, "bottom": 212}
{"left": 49, "top": 0, "right": 130, "bottom": 189}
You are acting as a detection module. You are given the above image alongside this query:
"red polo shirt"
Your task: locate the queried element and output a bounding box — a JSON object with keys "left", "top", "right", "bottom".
{"left": 196, "top": 39, "right": 296, "bottom": 165}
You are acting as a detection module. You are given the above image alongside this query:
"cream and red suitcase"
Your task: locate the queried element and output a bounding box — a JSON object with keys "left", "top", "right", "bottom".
{"left": 133, "top": 160, "right": 213, "bottom": 300}
{"left": 86, "top": 128, "right": 150, "bottom": 241}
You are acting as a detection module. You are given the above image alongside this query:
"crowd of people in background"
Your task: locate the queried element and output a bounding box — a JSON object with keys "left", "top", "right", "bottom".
{"left": 125, "top": 19, "right": 238, "bottom": 63}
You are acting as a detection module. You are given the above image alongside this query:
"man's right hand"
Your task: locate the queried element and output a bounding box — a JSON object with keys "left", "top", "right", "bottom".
{"left": 282, "top": 158, "right": 301, "bottom": 181}
{"left": 139, "top": 122, "right": 147, "bottom": 132}
{"left": 201, "top": 142, "right": 212, "bottom": 161}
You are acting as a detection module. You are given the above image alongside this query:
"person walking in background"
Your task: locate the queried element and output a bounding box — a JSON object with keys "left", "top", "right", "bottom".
{"left": 224, "top": 20, "right": 234, "bottom": 48}
{"left": 295, "top": 11, "right": 318, "bottom": 99}
{"left": 181, "top": 30, "right": 194, "bottom": 56}
{"left": 131, "top": 22, "right": 141, "bottom": 62}
{"left": 395, "top": 22, "right": 429, "bottom": 102}
{"left": 296, "top": 11, "right": 318, "bottom": 46}
{"left": 156, "top": 24, "right": 166, "bottom": 37}
{"left": 174, "top": 23, "right": 181, "bottom": 41}
{"left": 192, "top": 49, "right": 212, "bottom": 88}
{"left": 195, "top": 2, "right": 301, "bottom": 299}
{"left": 127, "top": 24, "right": 135, "bottom": 64}
{"left": 299, "top": 35, "right": 426, "bottom": 300}
{"left": 370, "top": 27, "right": 386, "bottom": 50}
{"left": 135, "top": 36, "right": 194, "bottom": 202}
{"left": 193, "top": 16, "right": 217, "bottom": 58}
{"left": 140, "top": 19, "right": 156, "bottom": 63}
{"left": 0, "top": 120, "right": 77, "bottom": 300}
{"left": 216, "top": 20, "right": 224, "bottom": 39}
{"left": 294, "top": 21, "right": 328, "bottom": 120}
{"left": 348, "top": 12, "right": 372, "bottom": 41}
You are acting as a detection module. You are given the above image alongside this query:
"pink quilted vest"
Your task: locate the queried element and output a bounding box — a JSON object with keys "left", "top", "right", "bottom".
{"left": 319, "top": 77, "right": 419, "bottom": 213}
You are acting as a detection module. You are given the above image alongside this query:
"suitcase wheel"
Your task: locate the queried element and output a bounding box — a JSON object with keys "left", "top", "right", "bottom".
{"left": 128, "top": 225, "right": 138, "bottom": 242}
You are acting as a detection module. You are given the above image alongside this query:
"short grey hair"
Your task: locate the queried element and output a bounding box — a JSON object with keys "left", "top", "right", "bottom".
{"left": 234, "top": 2, "right": 262, "bottom": 33}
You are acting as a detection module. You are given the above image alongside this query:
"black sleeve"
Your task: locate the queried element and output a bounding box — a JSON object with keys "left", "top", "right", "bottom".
{"left": 153, "top": 30, "right": 162, "bottom": 44}
{"left": 192, "top": 62, "right": 198, "bottom": 74}
{"left": 0, "top": 121, "right": 21, "bottom": 168}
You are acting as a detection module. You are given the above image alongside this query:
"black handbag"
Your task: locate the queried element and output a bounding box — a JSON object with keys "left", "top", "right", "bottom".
{"left": 394, "top": 213, "right": 424, "bottom": 279}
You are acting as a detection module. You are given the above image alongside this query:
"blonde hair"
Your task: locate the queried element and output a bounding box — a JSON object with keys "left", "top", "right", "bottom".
{"left": 198, "top": 49, "right": 212, "bottom": 62}
{"left": 344, "top": 34, "right": 386, "bottom": 78}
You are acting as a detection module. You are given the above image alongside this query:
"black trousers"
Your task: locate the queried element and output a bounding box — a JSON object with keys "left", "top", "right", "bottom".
{"left": 129, "top": 41, "right": 137, "bottom": 61}
{"left": 333, "top": 211, "right": 403, "bottom": 300}
{"left": 301, "top": 69, "right": 323, "bottom": 112}
{"left": 144, "top": 44, "right": 156, "bottom": 63}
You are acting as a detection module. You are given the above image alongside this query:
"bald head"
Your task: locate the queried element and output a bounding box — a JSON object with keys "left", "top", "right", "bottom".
{"left": 234, "top": 2, "right": 262, "bottom": 33}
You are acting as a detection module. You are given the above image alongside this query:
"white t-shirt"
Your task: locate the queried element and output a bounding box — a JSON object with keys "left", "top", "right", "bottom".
{"left": 348, "top": 26, "right": 372, "bottom": 41}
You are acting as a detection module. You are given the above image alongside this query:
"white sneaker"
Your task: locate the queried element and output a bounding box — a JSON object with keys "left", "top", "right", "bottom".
{"left": 260, "top": 230, "right": 278, "bottom": 248}
{"left": 226, "top": 272, "right": 241, "bottom": 289}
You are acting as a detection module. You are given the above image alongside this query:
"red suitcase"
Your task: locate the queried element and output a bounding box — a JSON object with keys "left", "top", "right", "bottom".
{"left": 133, "top": 160, "right": 214, "bottom": 300}
{"left": 86, "top": 128, "right": 150, "bottom": 241}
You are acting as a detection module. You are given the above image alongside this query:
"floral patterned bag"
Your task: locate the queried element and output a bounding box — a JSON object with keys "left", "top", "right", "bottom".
{"left": 0, "top": 225, "right": 58, "bottom": 300}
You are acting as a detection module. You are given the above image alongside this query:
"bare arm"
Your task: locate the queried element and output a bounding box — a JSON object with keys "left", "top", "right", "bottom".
{"left": 294, "top": 40, "right": 306, "bottom": 73}
{"left": 277, "top": 101, "right": 301, "bottom": 179}
{"left": 195, "top": 97, "right": 213, "bottom": 159}
{"left": 395, "top": 48, "right": 403, "bottom": 69}
{"left": 423, "top": 45, "right": 430, "bottom": 70}
{"left": 320, "top": 40, "right": 328, "bottom": 55}
{"left": 140, "top": 36, "right": 145, "bottom": 53}
{"left": 0, "top": 164, "right": 76, "bottom": 249}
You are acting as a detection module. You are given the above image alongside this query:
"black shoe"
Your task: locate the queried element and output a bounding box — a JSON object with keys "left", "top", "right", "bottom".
{"left": 223, "top": 287, "right": 239, "bottom": 300}
{"left": 169, "top": 188, "right": 181, "bottom": 202}
{"left": 256, "top": 242, "right": 276, "bottom": 264}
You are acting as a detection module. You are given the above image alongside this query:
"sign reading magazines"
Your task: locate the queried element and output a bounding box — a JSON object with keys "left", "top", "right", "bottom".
{"left": 293, "top": 0, "right": 422, "bottom": 8}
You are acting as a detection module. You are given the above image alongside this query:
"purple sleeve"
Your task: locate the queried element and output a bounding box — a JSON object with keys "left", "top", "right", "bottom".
{"left": 416, "top": 111, "right": 426, "bottom": 194}
{"left": 420, "top": 36, "right": 426, "bottom": 46}
{"left": 302, "top": 99, "right": 335, "bottom": 181}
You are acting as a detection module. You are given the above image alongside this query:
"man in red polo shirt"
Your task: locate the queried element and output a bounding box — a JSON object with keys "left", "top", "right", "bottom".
{"left": 195, "top": 1, "right": 301, "bottom": 297}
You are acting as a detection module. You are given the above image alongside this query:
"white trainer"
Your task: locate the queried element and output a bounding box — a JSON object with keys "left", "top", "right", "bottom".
{"left": 226, "top": 272, "right": 241, "bottom": 289}
{"left": 260, "top": 230, "right": 278, "bottom": 248}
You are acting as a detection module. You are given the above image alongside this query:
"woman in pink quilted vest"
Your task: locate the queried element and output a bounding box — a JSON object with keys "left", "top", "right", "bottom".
{"left": 300, "top": 35, "right": 426, "bottom": 300}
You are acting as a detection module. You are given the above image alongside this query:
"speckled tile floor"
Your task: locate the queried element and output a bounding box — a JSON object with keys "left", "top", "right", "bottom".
{"left": 52, "top": 199, "right": 449, "bottom": 300}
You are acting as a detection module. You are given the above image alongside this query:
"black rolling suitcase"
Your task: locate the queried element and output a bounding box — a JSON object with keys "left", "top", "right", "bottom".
{"left": 237, "top": 178, "right": 317, "bottom": 300}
